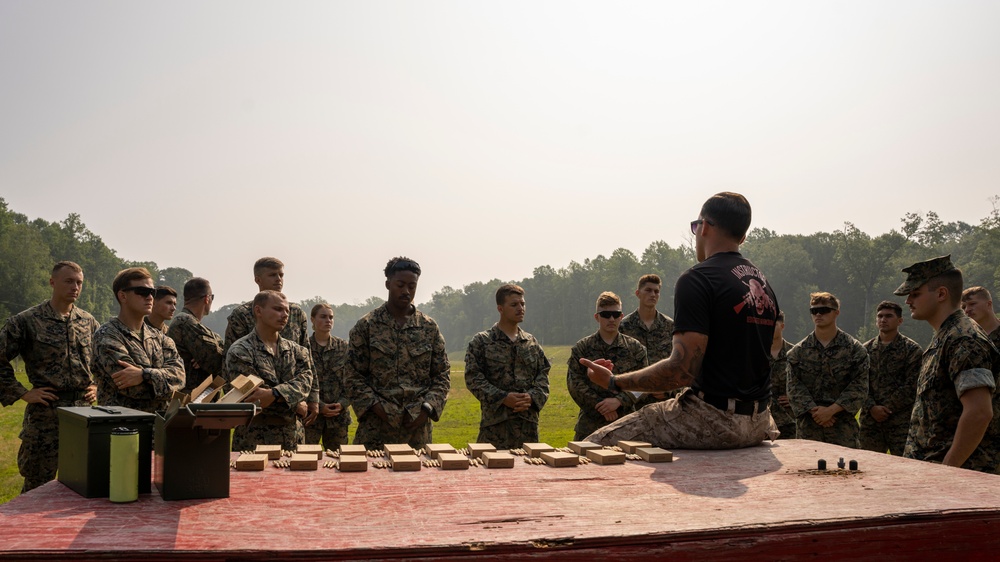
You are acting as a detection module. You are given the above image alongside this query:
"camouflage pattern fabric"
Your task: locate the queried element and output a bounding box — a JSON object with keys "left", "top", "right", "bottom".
{"left": 586, "top": 387, "right": 779, "bottom": 449}
{"left": 226, "top": 331, "right": 314, "bottom": 451}
{"left": 0, "top": 301, "right": 99, "bottom": 492}
{"left": 620, "top": 310, "right": 674, "bottom": 363}
{"left": 904, "top": 310, "right": 1000, "bottom": 472}
{"left": 567, "top": 332, "right": 647, "bottom": 440}
{"left": 344, "top": 304, "right": 449, "bottom": 450}
{"left": 166, "top": 308, "right": 225, "bottom": 394}
{"left": 224, "top": 301, "right": 309, "bottom": 354}
{"left": 860, "top": 333, "right": 922, "bottom": 454}
{"left": 144, "top": 317, "right": 169, "bottom": 334}
{"left": 92, "top": 318, "right": 185, "bottom": 413}
{"left": 464, "top": 324, "right": 551, "bottom": 449}
{"left": 768, "top": 339, "right": 796, "bottom": 439}
{"left": 988, "top": 326, "right": 1000, "bottom": 352}
{"left": 304, "top": 333, "right": 351, "bottom": 448}
{"left": 786, "top": 329, "right": 869, "bottom": 448}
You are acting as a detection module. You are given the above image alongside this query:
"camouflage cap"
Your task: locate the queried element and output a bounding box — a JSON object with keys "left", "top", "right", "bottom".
{"left": 893, "top": 255, "right": 956, "bottom": 296}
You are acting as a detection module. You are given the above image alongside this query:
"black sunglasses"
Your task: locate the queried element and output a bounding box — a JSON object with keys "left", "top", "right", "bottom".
{"left": 810, "top": 306, "right": 835, "bottom": 315}
{"left": 597, "top": 310, "right": 624, "bottom": 319}
{"left": 690, "top": 218, "right": 715, "bottom": 235}
{"left": 123, "top": 286, "right": 157, "bottom": 298}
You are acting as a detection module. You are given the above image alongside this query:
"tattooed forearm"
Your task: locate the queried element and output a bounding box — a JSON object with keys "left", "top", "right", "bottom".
{"left": 616, "top": 335, "right": 705, "bottom": 392}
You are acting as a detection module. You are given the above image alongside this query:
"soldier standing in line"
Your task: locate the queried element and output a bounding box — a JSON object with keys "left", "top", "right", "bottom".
{"left": 464, "top": 284, "right": 551, "bottom": 449}
{"left": 344, "top": 257, "right": 450, "bottom": 450}
{"left": 961, "top": 286, "right": 1000, "bottom": 349}
{"left": 768, "top": 311, "right": 796, "bottom": 439}
{"left": 786, "top": 292, "right": 869, "bottom": 448}
{"left": 859, "top": 301, "right": 922, "bottom": 455}
{"left": 92, "top": 267, "right": 185, "bottom": 413}
{"left": 224, "top": 257, "right": 309, "bottom": 352}
{"left": 620, "top": 274, "right": 675, "bottom": 406}
{"left": 0, "top": 261, "right": 100, "bottom": 493}
{"left": 225, "top": 257, "right": 312, "bottom": 421}
{"left": 166, "top": 278, "right": 225, "bottom": 394}
{"left": 145, "top": 285, "right": 177, "bottom": 334}
{"left": 567, "top": 291, "right": 647, "bottom": 441}
{"left": 304, "top": 303, "right": 351, "bottom": 450}
{"left": 226, "top": 290, "right": 314, "bottom": 451}
{"left": 897, "top": 256, "right": 1000, "bottom": 472}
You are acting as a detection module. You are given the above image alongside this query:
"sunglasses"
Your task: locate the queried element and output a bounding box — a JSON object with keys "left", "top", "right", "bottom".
{"left": 123, "top": 286, "right": 157, "bottom": 298}
{"left": 597, "top": 310, "right": 624, "bottom": 319}
{"left": 810, "top": 306, "right": 835, "bottom": 315}
{"left": 690, "top": 218, "right": 715, "bottom": 235}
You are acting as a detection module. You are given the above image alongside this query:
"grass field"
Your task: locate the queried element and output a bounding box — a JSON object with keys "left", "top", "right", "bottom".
{"left": 0, "top": 347, "right": 580, "bottom": 505}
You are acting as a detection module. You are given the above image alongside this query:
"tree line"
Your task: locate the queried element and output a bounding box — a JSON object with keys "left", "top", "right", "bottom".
{"left": 3, "top": 196, "right": 999, "bottom": 352}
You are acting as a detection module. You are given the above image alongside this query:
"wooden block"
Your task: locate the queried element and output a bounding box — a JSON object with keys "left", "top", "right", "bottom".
{"left": 235, "top": 453, "right": 267, "bottom": 471}
{"left": 568, "top": 441, "right": 602, "bottom": 455}
{"left": 255, "top": 445, "right": 282, "bottom": 460}
{"left": 466, "top": 443, "right": 496, "bottom": 459}
{"left": 481, "top": 451, "right": 515, "bottom": 469}
{"left": 636, "top": 447, "right": 673, "bottom": 463}
{"left": 384, "top": 444, "right": 415, "bottom": 458}
{"left": 586, "top": 449, "right": 626, "bottom": 465}
{"left": 425, "top": 443, "right": 457, "bottom": 459}
{"left": 390, "top": 454, "right": 421, "bottom": 471}
{"left": 541, "top": 451, "right": 579, "bottom": 467}
{"left": 438, "top": 453, "right": 470, "bottom": 470}
{"left": 289, "top": 454, "right": 318, "bottom": 471}
{"left": 296, "top": 444, "right": 323, "bottom": 460}
{"left": 219, "top": 374, "right": 265, "bottom": 403}
{"left": 339, "top": 444, "right": 368, "bottom": 456}
{"left": 337, "top": 456, "right": 368, "bottom": 472}
{"left": 523, "top": 443, "right": 554, "bottom": 458}
{"left": 617, "top": 440, "right": 652, "bottom": 454}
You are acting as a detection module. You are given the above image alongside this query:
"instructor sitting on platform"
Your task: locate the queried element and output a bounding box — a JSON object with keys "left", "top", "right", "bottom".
{"left": 582, "top": 192, "right": 780, "bottom": 449}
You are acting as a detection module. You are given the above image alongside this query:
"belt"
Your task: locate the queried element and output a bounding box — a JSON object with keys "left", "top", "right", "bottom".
{"left": 696, "top": 390, "right": 766, "bottom": 416}
{"left": 53, "top": 390, "right": 88, "bottom": 402}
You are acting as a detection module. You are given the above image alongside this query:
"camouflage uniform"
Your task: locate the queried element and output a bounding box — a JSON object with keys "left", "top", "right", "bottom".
{"left": 345, "top": 304, "right": 450, "bottom": 450}
{"left": 224, "top": 301, "right": 309, "bottom": 354}
{"left": 144, "top": 317, "right": 169, "bottom": 334}
{"left": 166, "top": 308, "right": 225, "bottom": 394}
{"left": 567, "top": 332, "right": 647, "bottom": 440}
{"left": 860, "top": 333, "right": 922, "bottom": 454}
{"left": 621, "top": 310, "right": 676, "bottom": 407}
{"left": 904, "top": 310, "right": 1000, "bottom": 472}
{"left": 305, "top": 333, "right": 351, "bottom": 449}
{"left": 92, "top": 318, "right": 185, "bottom": 413}
{"left": 226, "top": 331, "right": 314, "bottom": 451}
{"left": 988, "top": 326, "right": 1000, "bottom": 351}
{"left": 786, "top": 329, "right": 869, "bottom": 448}
{"left": 769, "top": 340, "right": 796, "bottom": 439}
{"left": 464, "top": 324, "right": 551, "bottom": 449}
{"left": 0, "top": 302, "right": 99, "bottom": 492}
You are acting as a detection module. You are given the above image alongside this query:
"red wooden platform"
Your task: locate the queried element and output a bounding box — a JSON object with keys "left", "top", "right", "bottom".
{"left": 1, "top": 439, "right": 999, "bottom": 560}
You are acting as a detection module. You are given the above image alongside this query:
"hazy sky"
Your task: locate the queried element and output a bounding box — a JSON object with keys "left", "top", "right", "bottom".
{"left": 2, "top": 1, "right": 998, "bottom": 307}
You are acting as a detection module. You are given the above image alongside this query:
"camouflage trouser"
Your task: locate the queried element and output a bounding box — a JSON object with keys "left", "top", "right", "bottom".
{"left": 353, "top": 411, "right": 432, "bottom": 450}
{"left": 232, "top": 417, "right": 304, "bottom": 451}
{"left": 796, "top": 412, "right": 859, "bottom": 448}
{"left": 304, "top": 417, "right": 349, "bottom": 450}
{"left": 859, "top": 414, "right": 910, "bottom": 455}
{"left": 477, "top": 418, "right": 539, "bottom": 450}
{"left": 20, "top": 398, "right": 91, "bottom": 493}
{"left": 586, "top": 388, "right": 778, "bottom": 449}
{"left": 769, "top": 401, "right": 796, "bottom": 439}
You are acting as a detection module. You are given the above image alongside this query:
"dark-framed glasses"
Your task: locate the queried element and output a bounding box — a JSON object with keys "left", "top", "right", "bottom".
{"left": 123, "top": 286, "right": 157, "bottom": 298}
{"left": 810, "top": 306, "right": 834, "bottom": 315}
{"left": 690, "top": 218, "right": 715, "bottom": 235}
{"left": 597, "top": 310, "right": 624, "bottom": 319}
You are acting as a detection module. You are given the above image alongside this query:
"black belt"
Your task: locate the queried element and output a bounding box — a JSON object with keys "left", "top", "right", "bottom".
{"left": 696, "top": 391, "right": 766, "bottom": 416}
{"left": 53, "top": 390, "right": 88, "bottom": 402}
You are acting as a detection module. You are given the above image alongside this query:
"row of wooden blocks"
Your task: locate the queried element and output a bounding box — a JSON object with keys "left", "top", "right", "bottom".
{"left": 234, "top": 440, "right": 673, "bottom": 472}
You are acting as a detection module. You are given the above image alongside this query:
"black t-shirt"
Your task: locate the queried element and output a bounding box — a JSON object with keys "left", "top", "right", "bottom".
{"left": 673, "top": 251, "right": 779, "bottom": 401}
